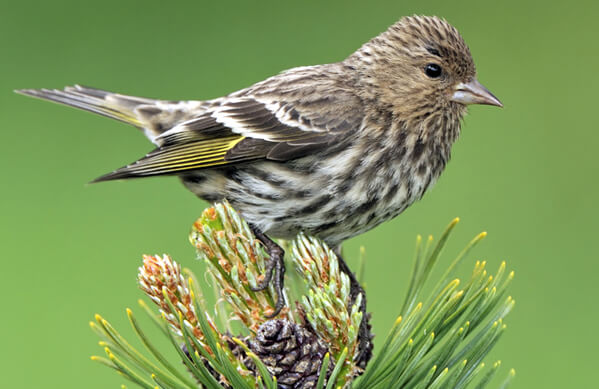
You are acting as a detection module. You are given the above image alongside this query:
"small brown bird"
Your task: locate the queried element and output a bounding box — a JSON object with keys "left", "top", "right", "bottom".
{"left": 17, "top": 16, "right": 501, "bottom": 326}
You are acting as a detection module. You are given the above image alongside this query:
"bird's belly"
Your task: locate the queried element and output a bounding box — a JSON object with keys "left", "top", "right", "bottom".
{"left": 181, "top": 152, "right": 438, "bottom": 246}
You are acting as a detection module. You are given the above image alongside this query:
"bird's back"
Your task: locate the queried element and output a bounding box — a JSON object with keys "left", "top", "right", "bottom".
{"left": 17, "top": 62, "right": 455, "bottom": 246}
{"left": 17, "top": 13, "right": 489, "bottom": 246}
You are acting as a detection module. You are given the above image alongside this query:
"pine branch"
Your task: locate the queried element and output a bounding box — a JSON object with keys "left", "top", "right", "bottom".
{"left": 91, "top": 202, "right": 516, "bottom": 388}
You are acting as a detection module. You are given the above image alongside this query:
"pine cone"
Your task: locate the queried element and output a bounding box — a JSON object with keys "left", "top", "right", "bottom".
{"left": 248, "top": 319, "right": 332, "bottom": 389}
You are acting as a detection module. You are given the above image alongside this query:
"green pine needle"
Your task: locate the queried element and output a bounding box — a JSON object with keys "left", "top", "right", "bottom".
{"left": 90, "top": 203, "right": 515, "bottom": 388}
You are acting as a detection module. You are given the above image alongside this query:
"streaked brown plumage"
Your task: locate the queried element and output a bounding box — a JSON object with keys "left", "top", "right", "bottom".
{"left": 16, "top": 16, "right": 502, "bottom": 340}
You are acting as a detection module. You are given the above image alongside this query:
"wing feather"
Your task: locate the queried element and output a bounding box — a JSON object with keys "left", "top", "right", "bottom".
{"left": 95, "top": 66, "right": 364, "bottom": 181}
{"left": 92, "top": 136, "right": 243, "bottom": 182}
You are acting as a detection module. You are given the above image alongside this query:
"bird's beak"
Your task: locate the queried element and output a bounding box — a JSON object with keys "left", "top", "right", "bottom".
{"left": 451, "top": 79, "right": 503, "bottom": 107}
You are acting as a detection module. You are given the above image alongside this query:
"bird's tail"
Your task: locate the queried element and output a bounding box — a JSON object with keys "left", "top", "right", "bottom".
{"left": 15, "top": 85, "right": 194, "bottom": 143}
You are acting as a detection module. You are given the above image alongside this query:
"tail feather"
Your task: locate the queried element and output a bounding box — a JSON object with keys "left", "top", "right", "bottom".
{"left": 16, "top": 84, "right": 219, "bottom": 182}
{"left": 15, "top": 85, "right": 207, "bottom": 144}
{"left": 16, "top": 85, "right": 148, "bottom": 128}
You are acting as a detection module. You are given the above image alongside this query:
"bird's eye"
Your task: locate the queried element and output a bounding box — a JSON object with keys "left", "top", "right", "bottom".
{"left": 424, "top": 63, "right": 442, "bottom": 78}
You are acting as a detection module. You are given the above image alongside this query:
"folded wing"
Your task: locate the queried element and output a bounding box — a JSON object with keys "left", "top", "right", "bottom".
{"left": 94, "top": 89, "right": 363, "bottom": 181}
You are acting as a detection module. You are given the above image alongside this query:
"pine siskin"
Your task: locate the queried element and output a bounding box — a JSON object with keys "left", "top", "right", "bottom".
{"left": 16, "top": 15, "right": 502, "bottom": 318}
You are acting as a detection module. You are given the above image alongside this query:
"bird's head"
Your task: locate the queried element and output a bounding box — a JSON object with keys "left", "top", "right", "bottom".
{"left": 349, "top": 15, "right": 501, "bottom": 129}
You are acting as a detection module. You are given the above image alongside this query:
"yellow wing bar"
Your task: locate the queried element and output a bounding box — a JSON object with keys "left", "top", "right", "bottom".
{"left": 93, "top": 136, "right": 244, "bottom": 181}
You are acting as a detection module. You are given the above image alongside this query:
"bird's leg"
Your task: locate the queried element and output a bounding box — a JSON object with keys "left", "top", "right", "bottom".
{"left": 334, "top": 247, "right": 374, "bottom": 370}
{"left": 250, "top": 225, "right": 286, "bottom": 318}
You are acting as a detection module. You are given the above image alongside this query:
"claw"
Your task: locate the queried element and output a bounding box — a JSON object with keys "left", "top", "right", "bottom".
{"left": 250, "top": 225, "right": 286, "bottom": 317}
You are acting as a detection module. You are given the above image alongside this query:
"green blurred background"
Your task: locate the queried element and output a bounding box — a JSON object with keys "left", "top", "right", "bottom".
{"left": 2, "top": 0, "right": 597, "bottom": 387}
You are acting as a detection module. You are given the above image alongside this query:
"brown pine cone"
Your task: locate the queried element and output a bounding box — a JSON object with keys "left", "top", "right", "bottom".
{"left": 248, "top": 319, "right": 332, "bottom": 389}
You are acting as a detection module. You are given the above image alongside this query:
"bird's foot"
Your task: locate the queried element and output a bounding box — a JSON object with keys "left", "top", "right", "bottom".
{"left": 250, "top": 225, "right": 286, "bottom": 318}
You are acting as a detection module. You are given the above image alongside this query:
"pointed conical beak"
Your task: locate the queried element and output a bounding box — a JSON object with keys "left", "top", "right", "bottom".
{"left": 451, "top": 79, "right": 503, "bottom": 107}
